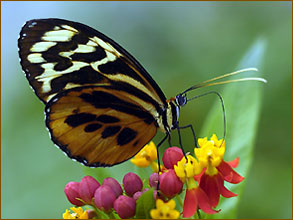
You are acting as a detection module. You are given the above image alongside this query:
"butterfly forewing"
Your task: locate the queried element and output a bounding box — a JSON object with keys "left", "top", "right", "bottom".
{"left": 18, "top": 18, "right": 166, "bottom": 106}
{"left": 46, "top": 86, "right": 157, "bottom": 167}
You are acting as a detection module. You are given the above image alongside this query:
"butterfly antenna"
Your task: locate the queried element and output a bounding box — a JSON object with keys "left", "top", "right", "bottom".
{"left": 181, "top": 67, "right": 266, "bottom": 94}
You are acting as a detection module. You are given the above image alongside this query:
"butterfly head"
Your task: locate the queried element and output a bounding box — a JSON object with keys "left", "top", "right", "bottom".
{"left": 175, "top": 94, "right": 187, "bottom": 107}
{"left": 163, "top": 95, "right": 187, "bottom": 132}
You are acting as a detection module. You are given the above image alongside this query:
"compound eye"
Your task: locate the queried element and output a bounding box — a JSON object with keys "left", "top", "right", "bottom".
{"left": 176, "top": 94, "right": 187, "bottom": 106}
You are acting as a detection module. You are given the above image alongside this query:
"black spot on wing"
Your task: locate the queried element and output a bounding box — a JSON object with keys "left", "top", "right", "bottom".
{"left": 84, "top": 123, "right": 102, "bottom": 132}
{"left": 65, "top": 113, "right": 96, "bottom": 127}
{"left": 96, "top": 115, "right": 120, "bottom": 123}
{"left": 102, "top": 126, "right": 121, "bottom": 138}
{"left": 117, "top": 127, "right": 137, "bottom": 146}
{"left": 79, "top": 90, "right": 155, "bottom": 123}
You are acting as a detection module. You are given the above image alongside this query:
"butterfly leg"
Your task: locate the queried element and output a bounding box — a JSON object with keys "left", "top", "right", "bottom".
{"left": 156, "top": 133, "right": 169, "bottom": 171}
{"left": 176, "top": 123, "right": 188, "bottom": 160}
{"left": 178, "top": 124, "right": 198, "bottom": 148}
{"left": 156, "top": 133, "right": 169, "bottom": 194}
{"left": 168, "top": 135, "right": 172, "bottom": 147}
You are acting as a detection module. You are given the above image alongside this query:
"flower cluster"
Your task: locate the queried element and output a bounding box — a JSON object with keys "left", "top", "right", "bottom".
{"left": 62, "top": 135, "right": 244, "bottom": 219}
{"left": 142, "top": 135, "right": 244, "bottom": 218}
{"left": 63, "top": 172, "right": 155, "bottom": 219}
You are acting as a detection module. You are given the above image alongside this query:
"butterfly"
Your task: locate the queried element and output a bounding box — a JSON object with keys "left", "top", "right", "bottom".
{"left": 18, "top": 18, "right": 264, "bottom": 167}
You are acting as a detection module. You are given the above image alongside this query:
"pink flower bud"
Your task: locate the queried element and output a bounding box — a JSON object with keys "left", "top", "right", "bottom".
{"left": 162, "top": 147, "right": 184, "bottom": 169}
{"left": 149, "top": 173, "right": 159, "bottom": 188}
{"left": 159, "top": 169, "right": 183, "bottom": 198}
{"left": 114, "top": 195, "right": 136, "bottom": 219}
{"left": 102, "top": 177, "right": 122, "bottom": 198}
{"left": 133, "top": 188, "right": 150, "bottom": 200}
{"left": 64, "top": 182, "right": 83, "bottom": 206}
{"left": 133, "top": 191, "right": 143, "bottom": 200}
{"left": 86, "top": 210, "right": 97, "bottom": 219}
{"left": 123, "top": 172, "right": 143, "bottom": 196}
{"left": 94, "top": 185, "right": 116, "bottom": 212}
{"left": 79, "top": 176, "right": 100, "bottom": 204}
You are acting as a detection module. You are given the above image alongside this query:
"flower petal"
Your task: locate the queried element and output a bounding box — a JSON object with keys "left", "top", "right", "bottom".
{"left": 216, "top": 174, "right": 237, "bottom": 198}
{"left": 197, "top": 187, "right": 219, "bottom": 214}
{"left": 200, "top": 174, "right": 220, "bottom": 208}
{"left": 183, "top": 189, "right": 198, "bottom": 218}
{"left": 227, "top": 157, "right": 240, "bottom": 168}
{"left": 218, "top": 161, "right": 244, "bottom": 183}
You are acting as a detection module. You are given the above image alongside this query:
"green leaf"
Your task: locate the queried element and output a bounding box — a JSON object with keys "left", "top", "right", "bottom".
{"left": 135, "top": 188, "right": 155, "bottom": 219}
{"left": 199, "top": 38, "right": 267, "bottom": 219}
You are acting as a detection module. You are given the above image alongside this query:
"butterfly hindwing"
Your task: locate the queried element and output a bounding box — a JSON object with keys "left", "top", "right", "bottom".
{"left": 45, "top": 85, "right": 158, "bottom": 167}
{"left": 18, "top": 18, "right": 166, "bottom": 106}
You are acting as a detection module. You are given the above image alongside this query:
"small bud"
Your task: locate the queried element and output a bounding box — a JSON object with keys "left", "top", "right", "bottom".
{"left": 133, "top": 188, "right": 150, "bottom": 200}
{"left": 162, "top": 147, "right": 184, "bottom": 169}
{"left": 149, "top": 172, "right": 159, "bottom": 188}
{"left": 86, "top": 209, "right": 97, "bottom": 219}
{"left": 133, "top": 191, "right": 142, "bottom": 201}
{"left": 94, "top": 185, "right": 116, "bottom": 212}
{"left": 159, "top": 169, "right": 183, "bottom": 198}
{"left": 114, "top": 195, "right": 136, "bottom": 219}
{"left": 64, "top": 182, "right": 83, "bottom": 206}
{"left": 102, "top": 177, "right": 122, "bottom": 198}
{"left": 79, "top": 176, "right": 100, "bottom": 204}
{"left": 123, "top": 172, "right": 143, "bottom": 196}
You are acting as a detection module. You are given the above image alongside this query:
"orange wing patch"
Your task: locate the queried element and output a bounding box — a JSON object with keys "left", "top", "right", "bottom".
{"left": 45, "top": 86, "right": 158, "bottom": 167}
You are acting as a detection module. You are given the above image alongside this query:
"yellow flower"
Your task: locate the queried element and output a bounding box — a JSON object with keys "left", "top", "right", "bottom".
{"left": 194, "top": 134, "right": 225, "bottom": 176}
{"left": 174, "top": 155, "right": 203, "bottom": 183}
{"left": 63, "top": 207, "right": 88, "bottom": 219}
{"left": 150, "top": 199, "right": 180, "bottom": 219}
{"left": 131, "top": 141, "right": 157, "bottom": 167}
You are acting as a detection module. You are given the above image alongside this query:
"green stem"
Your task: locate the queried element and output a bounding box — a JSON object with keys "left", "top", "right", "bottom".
{"left": 175, "top": 194, "right": 183, "bottom": 208}
{"left": 108, "top": 211, "right": 116, "bottom": 219}
{"left": 197, "top": 209, "right": 201, "bottom": 219}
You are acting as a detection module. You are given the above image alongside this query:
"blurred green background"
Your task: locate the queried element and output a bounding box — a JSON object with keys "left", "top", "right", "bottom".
{"left": 2, "top": 1, "right": 291, "bottom": 219}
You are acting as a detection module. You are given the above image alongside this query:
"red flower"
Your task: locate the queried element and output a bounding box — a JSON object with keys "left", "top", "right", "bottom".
{"left": 183, "top": 178, "right": 219, "bottom": 217}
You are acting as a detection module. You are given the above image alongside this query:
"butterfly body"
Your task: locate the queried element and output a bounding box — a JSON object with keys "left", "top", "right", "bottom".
{"left": 18, "top": 18, "right": 185, "bottom": 167}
